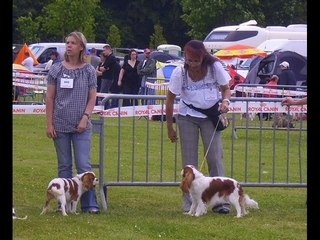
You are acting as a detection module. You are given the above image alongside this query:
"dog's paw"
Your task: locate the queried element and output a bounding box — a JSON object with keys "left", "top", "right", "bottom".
{"left": 184, "top": 211, "right": 193, "bottom": 216}
{"left": 194, "top": 211, "right": 205, "bottom": 217}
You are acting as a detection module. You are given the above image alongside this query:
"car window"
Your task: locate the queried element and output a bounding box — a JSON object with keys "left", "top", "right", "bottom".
{"left": 38, "top": 48, "right": 58, "bottom": 64}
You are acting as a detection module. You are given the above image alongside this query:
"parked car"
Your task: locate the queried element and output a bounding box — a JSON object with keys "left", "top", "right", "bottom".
{"left": 235, "top": 56, "right": 263, "bottom": 78}
{"left": 137, "top": 50, "right": 184, "bottom": 63}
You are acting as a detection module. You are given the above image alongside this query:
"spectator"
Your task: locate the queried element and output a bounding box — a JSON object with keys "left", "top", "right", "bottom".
{"left": 89, "top": 48, "right": 101, "bottom": 69}
{"left": 282, "top": 96, "right": 307, "bottom": 106}
{"left": 281, "top": 95, "right": 307, "bottom": 205}
{"left": 262, "top": 74, "right": 279, "bottom": 120}
{"left": 100, "top": 44, "right": 120, "bottom": 109}
{"left": 45, "top": 31, "right": 100, "bottom": 214}
{"left": 21, "top": 51, "right": 34, "bottom": 72}
{"left": 229, "top": 75, "right": 243, "bottom": 97}
{"left": 137, "top": 48, "right": 157, "bottom": 104}
{"left": 278, "top": 61, "right": 296, "bottom": 90}
{"left": 266, "top": 75, "right": 279, "bottom": 94}
{"left": 109, "top": 60, "right": 122, "bottom": 107}
{"left": 95, "top": 53, "right": 106, "bottom": 105}
{"left": 165, "top": 40, "right": 231, "bottom": 214}
{"left": 117, "top": 49, "right": 141, "bottom": 106}
{"left": 45, "top": 51, "right": 60, "bottom": 71}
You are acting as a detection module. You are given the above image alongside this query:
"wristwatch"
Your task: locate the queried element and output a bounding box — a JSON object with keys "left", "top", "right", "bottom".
{"left": 222, "top": 99, "right": 231, "bottom": 105}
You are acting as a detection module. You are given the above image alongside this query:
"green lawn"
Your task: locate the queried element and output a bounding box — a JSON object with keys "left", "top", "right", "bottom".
{"left": 13, "top": 115, "right": 307, "bottom": 240}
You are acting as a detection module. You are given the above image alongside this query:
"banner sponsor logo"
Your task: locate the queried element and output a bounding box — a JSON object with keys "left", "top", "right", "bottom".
{"left": 13, "top": 102, "right": 307, "bottom": 115}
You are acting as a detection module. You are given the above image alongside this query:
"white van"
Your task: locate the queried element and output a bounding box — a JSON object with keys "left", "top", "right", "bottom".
{"left": 29, "top": 42, "right": 106, "bottom": 64}
{"left": 203, "top": 20, "right": 307, "bottom": 54}
{"left": 256, "top": 39, "right": 307, "bottom": 57}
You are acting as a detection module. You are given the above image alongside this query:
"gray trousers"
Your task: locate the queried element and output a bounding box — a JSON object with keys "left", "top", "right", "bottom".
{"left": 177, "top": 114, "right": 226, "bottom": 211}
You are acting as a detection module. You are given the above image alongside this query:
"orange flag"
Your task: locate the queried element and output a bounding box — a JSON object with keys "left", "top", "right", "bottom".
{"left": 13, "top": 43, "right": 39, "bottom": 65}
{"left": 227, "top": 65, "right": 245, "bottom": 86}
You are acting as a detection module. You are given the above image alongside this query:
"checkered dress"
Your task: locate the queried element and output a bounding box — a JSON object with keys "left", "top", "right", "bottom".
{"left": 47, "top": 62, "right": 97, "bottom": 132}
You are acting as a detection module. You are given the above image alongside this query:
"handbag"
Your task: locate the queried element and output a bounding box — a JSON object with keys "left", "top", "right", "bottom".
{"left": 182, "top": 100, "right": 229, "bottom": 131}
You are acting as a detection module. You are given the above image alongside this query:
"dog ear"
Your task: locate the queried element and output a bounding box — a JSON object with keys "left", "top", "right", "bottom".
{"left": 180, "top": 179, "right": 189, "bottom": 193}
{"left": 82, "top": 172, "right": 95, "bottom": 189}
{"left": 180, "top": 168, "right": 193, "bottom": 193}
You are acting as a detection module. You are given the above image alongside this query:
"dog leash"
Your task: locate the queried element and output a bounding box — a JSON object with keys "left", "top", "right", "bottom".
{"left": 199, "top": 115, "right": 221, "bottom": 172}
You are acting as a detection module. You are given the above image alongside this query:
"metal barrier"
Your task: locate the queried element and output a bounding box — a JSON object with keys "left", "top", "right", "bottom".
{"left": 12, "top": 71, "right": 47, "bottom": 104}
{"left": 92, "top": 94, "right": 307, "bottom": 211}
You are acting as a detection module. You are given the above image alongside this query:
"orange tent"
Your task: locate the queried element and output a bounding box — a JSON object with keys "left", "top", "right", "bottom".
{"left": 13, "top": 43, "right": 39, "bottom": 65}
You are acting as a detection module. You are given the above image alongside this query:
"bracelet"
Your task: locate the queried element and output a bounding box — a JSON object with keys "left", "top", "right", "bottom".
{"left": 222, "top": 99, "right": 231, "bottom": 105}
{"left": 83, "top": 113, "right": 90, "bottom": 119}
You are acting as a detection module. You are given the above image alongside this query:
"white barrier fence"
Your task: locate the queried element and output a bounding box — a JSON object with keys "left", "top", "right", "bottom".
{"left": 13, "top": 101, "right": 307, "bottom": 116}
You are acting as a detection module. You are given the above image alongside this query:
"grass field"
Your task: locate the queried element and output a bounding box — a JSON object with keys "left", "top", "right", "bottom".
{"left": 13, "top": 115, "right": 307, "bottom": 240}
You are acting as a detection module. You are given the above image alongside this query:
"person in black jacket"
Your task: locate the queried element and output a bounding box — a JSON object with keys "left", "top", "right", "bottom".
{"left": 99, "top": 44, "right": 120, "bottom": 109}
{"left": 278, "top": 61, "right": 296, "bottom": 90}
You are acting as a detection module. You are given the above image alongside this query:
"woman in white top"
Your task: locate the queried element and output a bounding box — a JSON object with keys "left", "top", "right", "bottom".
{"left": 166, "top": 40, "right": 231, "bottom": 214}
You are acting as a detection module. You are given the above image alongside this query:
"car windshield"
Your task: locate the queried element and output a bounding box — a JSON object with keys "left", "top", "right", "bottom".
{"left": 238, "top": 58, "right": 253, "bottom": 69}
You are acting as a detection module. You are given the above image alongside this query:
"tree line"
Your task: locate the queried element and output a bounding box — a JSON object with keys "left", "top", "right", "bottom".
{"left": 12, "top": 0, "right": 306, "bottom": 49}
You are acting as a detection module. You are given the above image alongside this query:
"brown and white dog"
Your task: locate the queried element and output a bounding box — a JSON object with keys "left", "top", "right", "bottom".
{"left": 180, "top": 165, "right": 259, "bottom": 218}
{"left": 40, "top": 171, "right": 98, "bottom": 216}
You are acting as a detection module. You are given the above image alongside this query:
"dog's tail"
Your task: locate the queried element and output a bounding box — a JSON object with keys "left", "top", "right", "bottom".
{"left": 243, "top": 194, "right": 259, "bottom": 209}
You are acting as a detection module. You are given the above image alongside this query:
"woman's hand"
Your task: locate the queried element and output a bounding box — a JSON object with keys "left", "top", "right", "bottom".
{"left": 46, "top": 124, "right": 57, "bottom": 139}
{"left": 167, "top": 127, "right": 178, "bottom": 143}
{"left": 219, "top": 100, "right": 230, "bottom": 113}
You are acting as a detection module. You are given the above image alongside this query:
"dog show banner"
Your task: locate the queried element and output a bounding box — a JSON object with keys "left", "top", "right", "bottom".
{"left": 13, "top": 101, "right": 307, "bottom": 116}
{"left": 234, "top": 85, "right": 307, "bottom": 97}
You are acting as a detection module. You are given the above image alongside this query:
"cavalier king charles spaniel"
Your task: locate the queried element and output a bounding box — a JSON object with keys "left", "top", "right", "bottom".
{"left": 180, "top": 165, "right": 259, "bottom": 218}
{"left": 40, "top": 171, "right": 98, "bottom": 216}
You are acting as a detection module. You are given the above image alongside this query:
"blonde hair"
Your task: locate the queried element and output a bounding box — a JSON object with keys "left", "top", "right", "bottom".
{"left": 64, "top": 31, "right": 87, "bottom": 63}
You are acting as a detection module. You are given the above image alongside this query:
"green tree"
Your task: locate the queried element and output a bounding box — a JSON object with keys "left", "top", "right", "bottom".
{"left": 13, "top": 0, "right": 49, "bottom": 43}
{"left": 179, "top": 0, "right": 306, "bottom": 40}
{"left": 16, "top": 12, "right": 40, "bottom": 44}
{"left": 180, "top": 0, "right": 263, "bottom": 40}
{"left": 12, "top": 0, "right": 307, "bottom": 46}
{"left": 149, "top": 24, "right": 167, "bottom": 49}
{"left": 40, "top": 0, "right": 99, "bottom": 42}
{"left": 261, "top": 0, "right": 306, "bottom": 26}
{"left": 94, "top": 7, "right": 113, "bottom": 43}
{"left": 107, "top": 25, "right": 121, "bottom": 48}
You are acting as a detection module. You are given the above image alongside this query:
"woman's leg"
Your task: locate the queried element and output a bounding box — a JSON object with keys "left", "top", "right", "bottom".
{"left": 177, "top": 115, "right": 200, "bottom": 212}
{"left": 53, "top": 132, "right": 73, "bottom": 178}
{"left": 72, "top": 128, "right": 99, "bottom": 212}
{"left": 200, "top": 120, "right": 230, "bottom": 213}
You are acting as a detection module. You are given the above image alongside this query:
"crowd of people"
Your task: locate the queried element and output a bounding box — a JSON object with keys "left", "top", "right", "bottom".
{"left": 90, "top": 45, "right": 157, "bottom": 109}
{"left": 15, "top": 41, "right": 158, "bottom": 108}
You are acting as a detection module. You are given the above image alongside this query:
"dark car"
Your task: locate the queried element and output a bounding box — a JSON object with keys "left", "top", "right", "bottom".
{"left": 137, "top": 51, "right": 184, "bottom": 63}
